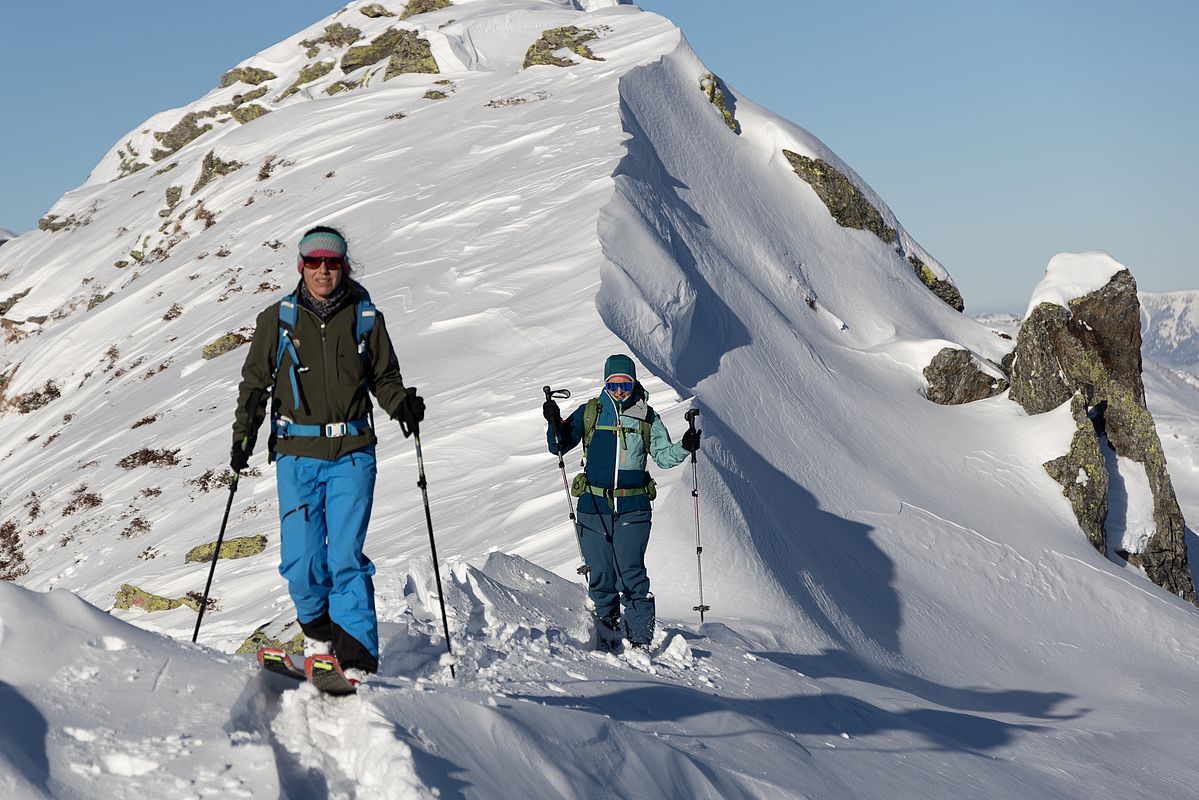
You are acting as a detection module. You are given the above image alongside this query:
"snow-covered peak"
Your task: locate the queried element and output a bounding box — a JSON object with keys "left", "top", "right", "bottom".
{"left": 0, "top": 226, "right": 17, "bottom": 243}
{"left": 1141, "top": 289, "right": 1199, "bottom": 374}
{"left": 1024, "top": 250, "right": 1127, "bottom": 317}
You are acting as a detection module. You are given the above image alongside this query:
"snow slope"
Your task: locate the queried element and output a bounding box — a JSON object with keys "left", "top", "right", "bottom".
{"left": 2, "top": 0, "right": 1199, "bottom": 797}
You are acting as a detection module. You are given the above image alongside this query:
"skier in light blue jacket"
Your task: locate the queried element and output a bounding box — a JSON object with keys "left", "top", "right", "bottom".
{"left": 543, "top": 354, "right": 701, "bottom": 647}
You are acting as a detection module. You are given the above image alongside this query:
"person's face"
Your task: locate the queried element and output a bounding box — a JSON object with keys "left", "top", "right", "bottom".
{"left": 605, "top": 374, "right": 634, "bottom": 402}
{"left": 302, "top": 256, "right": 344, "bottom": 300}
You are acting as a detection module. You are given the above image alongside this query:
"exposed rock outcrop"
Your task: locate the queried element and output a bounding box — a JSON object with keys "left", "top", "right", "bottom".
{"left": 524, "top": 27, "right": 603, "bottom": 68}
{"left": 783, "top": 150, "right": 896, "bottom": 245}
{"left": 1043, "top": 394, "right": 1108, "bottom": 553}
{"left": 923, "top": 347, "right": 1008, "bottom": 405}
{"left": 1010, "top": 262, "right": 1195, "bottom": 604}
{"left": 341, "top": 27, "right": 439, "bottom": 77}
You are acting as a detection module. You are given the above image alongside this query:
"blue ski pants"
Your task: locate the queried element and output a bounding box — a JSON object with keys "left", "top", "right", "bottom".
{"left": 276, "top": 448, "right": 378, "bottom": 658}
{"left": 577, "top": 508, "right": 655, "bottom": 644}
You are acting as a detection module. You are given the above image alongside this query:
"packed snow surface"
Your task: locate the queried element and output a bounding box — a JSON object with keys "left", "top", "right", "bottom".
{"left": 1024, "top": 250, "right": 1127, "bottom": 316}
{"left": 1, "top": 0, "right": 1199, "bottom": 798}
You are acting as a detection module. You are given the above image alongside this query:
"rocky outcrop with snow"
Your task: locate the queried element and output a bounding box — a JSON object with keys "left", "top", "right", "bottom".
{"left": 922, "top": 347, "right": 1008, "bottom": 404}
{"left": 1010, "top": 253, "right": 1194, "bottom": 603}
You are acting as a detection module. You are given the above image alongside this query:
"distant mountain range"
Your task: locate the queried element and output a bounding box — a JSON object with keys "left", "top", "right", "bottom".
{"left": 1141, "top": 290, "right": 1199, "bottom": 375}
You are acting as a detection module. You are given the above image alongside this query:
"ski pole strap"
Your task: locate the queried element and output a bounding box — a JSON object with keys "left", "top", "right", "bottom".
{"left": 274, "top": 417, "right": 371, "bottom": 438}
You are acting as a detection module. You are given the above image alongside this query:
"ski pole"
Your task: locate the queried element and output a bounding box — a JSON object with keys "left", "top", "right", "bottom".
{"left": 685, "top": 408, "right": 710, "bottom": 622}
{"left": 193, "top": 388, "right": 262, "bottom": 643}
{"left": 401, "top": 393, "right": 456, "bottom": 679}
{"left": 543, "top": 386, "right": 590, "bottom": 579}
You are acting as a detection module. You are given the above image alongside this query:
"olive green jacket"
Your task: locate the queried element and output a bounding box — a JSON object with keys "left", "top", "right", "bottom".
{"left": 233, "top": 279, "right": 410, "bottom": 460}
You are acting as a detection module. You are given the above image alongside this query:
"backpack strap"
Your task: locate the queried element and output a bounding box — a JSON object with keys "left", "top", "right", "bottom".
{"left": 273, "top": 295, "right": 307, "bottom": 414}
{"left": 582, "top": 397, "right": 601, "bottom": 458}
{"left": 354, "top": 289, "right": 377, "bottom": 390}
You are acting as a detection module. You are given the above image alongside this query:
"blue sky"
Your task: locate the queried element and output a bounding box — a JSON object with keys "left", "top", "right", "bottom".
{"left": 2, "top": 0, "right": 1195, "bottom": 312}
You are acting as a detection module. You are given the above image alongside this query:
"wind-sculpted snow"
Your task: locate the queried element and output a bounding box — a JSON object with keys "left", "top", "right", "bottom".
{"left": 2, "top": 0, "right": 1199, "bottom": 797}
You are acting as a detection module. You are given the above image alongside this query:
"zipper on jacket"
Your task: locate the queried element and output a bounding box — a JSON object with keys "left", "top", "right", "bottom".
{"left": 606, "top": 392, "right": 621, "bottom": 514}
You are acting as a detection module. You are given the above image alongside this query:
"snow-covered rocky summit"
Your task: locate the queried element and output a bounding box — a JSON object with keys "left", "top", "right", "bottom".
{"left": 2, "top": 0, "right": 1199, "bottom": 798}
{"left": 0, "top": 227, "right": 17, "bottom": 245}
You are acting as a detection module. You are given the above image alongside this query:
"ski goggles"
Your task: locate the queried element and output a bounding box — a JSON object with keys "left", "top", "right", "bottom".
{"left": 605, "top": 381, "right": 634, "bottom": 394}
{"left": 301, "top": 256, "right": 345, "bottom": 270}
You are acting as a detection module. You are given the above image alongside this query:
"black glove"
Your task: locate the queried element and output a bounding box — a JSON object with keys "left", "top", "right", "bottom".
{"left": 230, "top": 442, "right": 251, "bottom": 472}
{"left": 397, "top": 390, "right": 425, "bottom": 434}
{"left": 681, "top": 427, "right": 702, "bottom": 453}
{"left": 543, "top": 399, "right": 561, "bottom": 423}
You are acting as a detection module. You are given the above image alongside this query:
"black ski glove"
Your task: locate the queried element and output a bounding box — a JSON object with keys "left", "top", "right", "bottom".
{"left": 543, "top": 399, "right": 561, "bottom": 423}
{"left": 397, "top": 389, "right": 425, "bottom": 435}
{"left": 681, "top": 427, "right": 702, "bottom": 453}
{"left": 230, "top": 442, "right": 251, "bottom": 472}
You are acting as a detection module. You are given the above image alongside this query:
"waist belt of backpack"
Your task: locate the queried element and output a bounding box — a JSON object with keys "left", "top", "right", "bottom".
{"left": 275, "top": 417, "right": 371, "bottom": 438}
{"left": 584, "top": 484, "right": 649, "bottom": 499}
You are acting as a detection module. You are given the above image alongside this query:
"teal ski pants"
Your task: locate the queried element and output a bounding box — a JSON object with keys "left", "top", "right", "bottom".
{"left": 578, "top": 508, "right": 655, "bottom": 644}
{"left": 276, "top": 447, "right": 378, "bottom": 658}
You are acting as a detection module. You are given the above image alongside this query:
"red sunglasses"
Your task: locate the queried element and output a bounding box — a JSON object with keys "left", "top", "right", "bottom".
{"left": 301, "top": 256, "right": 345, "bottom": 270}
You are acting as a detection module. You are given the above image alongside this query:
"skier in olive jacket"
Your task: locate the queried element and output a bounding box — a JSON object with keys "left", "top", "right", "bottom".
{"left": 232, "top": 226, "right": 423, "bottom": 679}
{"left": 543, "top": 354, "right": 700, "bottom": 647}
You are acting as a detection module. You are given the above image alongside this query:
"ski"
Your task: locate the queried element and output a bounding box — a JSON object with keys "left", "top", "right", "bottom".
{"left": 257, "top": 647, "right": 306, "bottom": 681}
{"left": 305, "top": 654, "right": 358, "bottom": 696}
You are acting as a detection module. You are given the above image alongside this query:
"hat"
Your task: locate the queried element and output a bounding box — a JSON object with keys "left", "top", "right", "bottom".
{"left": 603, "top": 354, "right": 636, "bottom": 382}
{"left": 297, "top": 228, "right": 348, "bottom": 273}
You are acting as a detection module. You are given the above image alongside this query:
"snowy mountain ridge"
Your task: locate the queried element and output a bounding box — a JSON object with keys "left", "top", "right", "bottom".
{"left": 1141, "top": 289, "right": 1199, "bottom": 376}
{"left": 2, "top": 0, "right": 1199, "bottom": 797}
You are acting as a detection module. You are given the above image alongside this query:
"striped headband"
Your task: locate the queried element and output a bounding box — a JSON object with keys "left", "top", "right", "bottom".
{"left": 297, "top": 230, "right": 348, "bottom": 272}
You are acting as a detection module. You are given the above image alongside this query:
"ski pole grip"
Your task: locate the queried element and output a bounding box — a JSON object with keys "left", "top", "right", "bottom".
{"left": 685, "top": 408, "right": 699, "bottom": 430}
{"left": 542, "top": 385, "right": 552, "bottom": 402}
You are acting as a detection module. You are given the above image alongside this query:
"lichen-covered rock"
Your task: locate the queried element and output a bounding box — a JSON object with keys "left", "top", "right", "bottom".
{"left": 230, "top": 104, "right": 270, "bottom": 124}
{"left": 424, "top": 89, "right": 448, "bottom": 100}
{"left": 236, "top": 622, "right": 306, "bottom": 655}
{"left": 191, "top": 151, "right": 245, "bottom": 196}
{"left": 1065, "top": 270, "right": 1145, "bottom": 405}
{"left": 400, "top": 0, "right": 452, "bottom": 20}
{"left": 219, "top": 67, "right": 277, "bottom": 88}
{"left": 185, "top": 535, "right": 268, "bottom": 563}
{"left": 523, "top": 27, "right": 603, "bottom": 69}
{"left": 0, "top": 288, "right": 30, "bottom": 316}
{"left": 202, "top": 332, "right": 250, "bottom": 360}
{"left": 923, "top": 348, "right": 1008, "bottom": 404}
{"left": 1011, "top": 268, "right": 1196, "bottom": 604}
{"left": 300, "top": 23, "right": 363, "bottom": 57}
{"left": 359, "top": 3, "right": 396, "bottom": 18}
{"left": 113, "top": 584, "right": 195, "bottom": 613}
{"left": 1044, "top": 394, "right": 1108, "bottom": 553}
{"left": 151, "top": 111, "right": 217, "bottom": 161}
{"left": 231, "top": 85, "right": 270, "bottom": 106}
{"left": 783, "top": 150, "right": 897, "bottom": 245}
{"left": 699, "top": 72, "right": 739, "bottom": 134}
{"left": 341, "top": 27, "right": 439, "bottom": 77}
{"left": 277, "top": 61, "right": 337, "bottom": 101}
{"left": 909, "top": 255, "right": 965, "bottom": 312}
